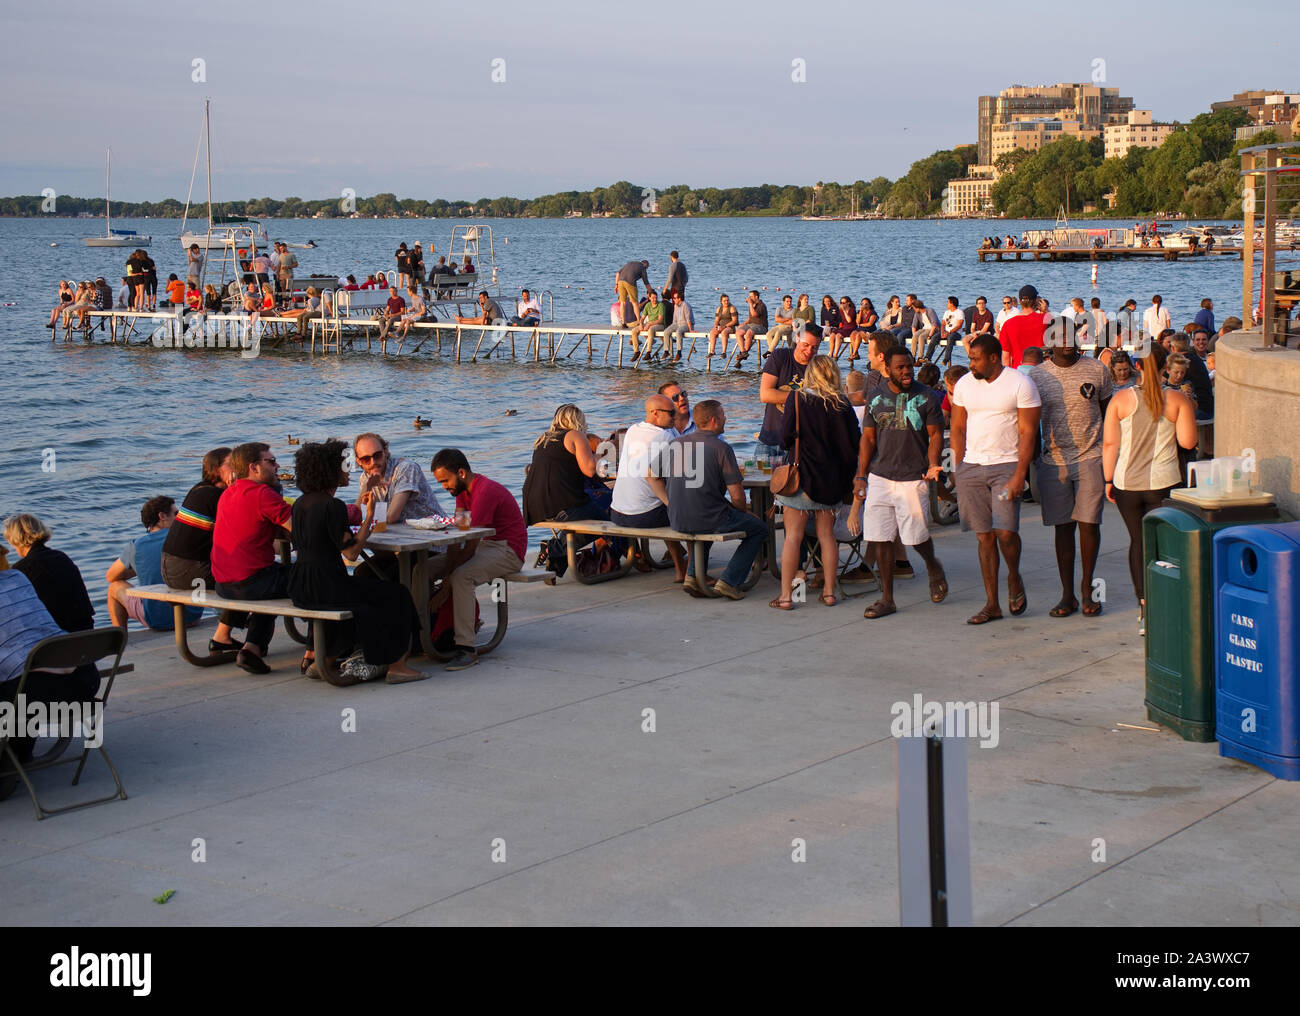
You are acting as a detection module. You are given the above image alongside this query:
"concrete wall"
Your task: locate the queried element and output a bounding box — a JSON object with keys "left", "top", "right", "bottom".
{"left": 1215, "top": 330, "right": 1300, "bottom": 518}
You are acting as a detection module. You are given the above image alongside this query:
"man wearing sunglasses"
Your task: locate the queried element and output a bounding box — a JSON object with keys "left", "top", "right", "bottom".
{"left": 354, "top": 432, "right": 445, "bottom": 525}
{"left": 658, "top": 382, "right": 696, "bottom": 437}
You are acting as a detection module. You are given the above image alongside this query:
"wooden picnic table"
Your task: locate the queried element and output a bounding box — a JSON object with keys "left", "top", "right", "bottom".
{"left": 362, "top": 522, "right": 494, "bottom": 660}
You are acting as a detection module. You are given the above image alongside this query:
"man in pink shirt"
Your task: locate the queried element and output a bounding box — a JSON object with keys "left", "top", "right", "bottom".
{"left": 427, "top": 448, "right": 527, "bottom": 672}
{"left": 213, "top": 442, "right": 292, "bottom": 673}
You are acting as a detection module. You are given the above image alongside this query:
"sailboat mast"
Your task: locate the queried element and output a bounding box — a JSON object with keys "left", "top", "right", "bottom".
{"left": 205, "top": 99, "right": 213, "bottom": 230}
{"left": 105, "top": 149, "right": 111, "bottom": 232}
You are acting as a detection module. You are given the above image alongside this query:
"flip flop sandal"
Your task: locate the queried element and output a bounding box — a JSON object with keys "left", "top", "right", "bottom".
{"left": 1008, "top": 589, "right": 1028, "bottom": 616}
{"left": 966, "top": 606, "right": 1003, "bottom": 625}
{"left": 1082, "top": 600, "right": 1104, "bottom": 617}
{"left": 768, "top": 597, "right": 794, "bottom": 610}
{"left": 1049, "top": 600, "right": 1079, "bottom": 618}
{"left": 928, "top": 568, "right": 948, "bottom": 603}
{"left": 820, "top": 593, "right": 837, "bottom": 606}
{"left": 863, "top": 600, "right": 897, "bottom": 619}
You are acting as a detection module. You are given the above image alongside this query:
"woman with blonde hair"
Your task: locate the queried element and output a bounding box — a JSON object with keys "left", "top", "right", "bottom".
{"left": 770, "top": 344, "right": 861, "bottom": 609}
{"left": 4, "top": 512, "right": 95, "bottom": 633}
{"left": 1102, "top": 344, "right": 1198, "bottom": 633}
{"left": 522, "top": 404, "right": 607, "bottom": 576}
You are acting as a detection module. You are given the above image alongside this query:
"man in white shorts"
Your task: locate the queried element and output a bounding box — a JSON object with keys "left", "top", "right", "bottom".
{"left": 950, "top": 332, "right": 1042, "bottom": 625}
{"left": 849, "top": 347, "right": 948, "bottom": 619}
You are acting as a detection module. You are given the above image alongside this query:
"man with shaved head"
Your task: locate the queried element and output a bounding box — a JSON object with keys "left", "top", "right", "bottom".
{"left": 611, "top": 393, "right": 686, "bottom": 579}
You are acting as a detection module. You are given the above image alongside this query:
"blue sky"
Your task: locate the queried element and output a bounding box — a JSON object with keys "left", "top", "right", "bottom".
{"left": 0, "top": 0, "right": 1294, "bottom": 202}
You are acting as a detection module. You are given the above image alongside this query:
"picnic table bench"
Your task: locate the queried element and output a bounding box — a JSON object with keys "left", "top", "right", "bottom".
{"left": 529, "top": 519, "right": 756, "bottom": 593}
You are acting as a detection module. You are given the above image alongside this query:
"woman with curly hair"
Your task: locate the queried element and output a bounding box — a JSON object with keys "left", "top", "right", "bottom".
{"left": 770, "top": 353, "right": 860, "bottom": 610}
{"left": 289, "top": 439, "right": 424, "bottom": 685}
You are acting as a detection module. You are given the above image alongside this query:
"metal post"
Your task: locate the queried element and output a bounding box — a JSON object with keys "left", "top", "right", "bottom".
{"left": 925, "top": 734, "right": 949, "bottom": 927}
{"left": 1242, "top": 150, "right": 1256, "bottom": 328}
{"left": 1262, "top": 147, "right": 1279, "bottom": 348}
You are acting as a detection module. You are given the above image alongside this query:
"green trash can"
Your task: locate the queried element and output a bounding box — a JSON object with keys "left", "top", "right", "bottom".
{"left": 1142, "top": 498, "right": 1280, "bottom": 741}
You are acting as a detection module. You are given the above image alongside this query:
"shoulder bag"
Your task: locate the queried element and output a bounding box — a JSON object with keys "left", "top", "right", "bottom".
{"left": 770, "top": 391, "right": 800, "bottom": 497}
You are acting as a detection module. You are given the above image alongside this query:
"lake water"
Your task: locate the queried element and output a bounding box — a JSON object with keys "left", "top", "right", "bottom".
{"left": 0, "top": 215, "right": 1244, "bottom": 610}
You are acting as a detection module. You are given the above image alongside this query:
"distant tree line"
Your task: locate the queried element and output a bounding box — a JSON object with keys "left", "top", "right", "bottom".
{"left": 2, "top": 105, "right": 1289, "bottom": 220}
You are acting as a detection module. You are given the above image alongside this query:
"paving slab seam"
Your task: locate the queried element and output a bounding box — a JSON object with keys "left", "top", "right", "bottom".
{"left": 998, "top": 780, "right": 1277, "bottom": 926}
{"left": 374, "top": 644, "right": 1137, "bottom": 923}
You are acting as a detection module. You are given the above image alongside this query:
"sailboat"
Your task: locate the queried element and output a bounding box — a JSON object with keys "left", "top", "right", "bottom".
{"left": 83, "top": 149, "right": 151, "bottom": 247}
{"left": 179, "top": 102, "right": 269, "bottom": 251}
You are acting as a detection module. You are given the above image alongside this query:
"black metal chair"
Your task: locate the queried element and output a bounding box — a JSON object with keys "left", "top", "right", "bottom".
{"left": 1, "top": 626, "right": 128, "bottom": 820}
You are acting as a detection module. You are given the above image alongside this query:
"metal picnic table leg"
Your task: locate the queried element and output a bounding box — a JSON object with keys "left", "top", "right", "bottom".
{"left": 173, "top": 602, "right": 238, "bottom": 668}
{"left": 689, "top": 540, "right": 720, "bottom": 597}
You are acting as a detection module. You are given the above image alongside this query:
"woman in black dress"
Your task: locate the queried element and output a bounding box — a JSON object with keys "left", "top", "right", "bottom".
{"left": 289, "top": 440, "right": 423, "bottom": 685}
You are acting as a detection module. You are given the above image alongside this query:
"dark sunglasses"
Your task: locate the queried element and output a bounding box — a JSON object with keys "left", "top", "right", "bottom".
{"left": 356, "top": 452, "right": 384, "bottom": 464}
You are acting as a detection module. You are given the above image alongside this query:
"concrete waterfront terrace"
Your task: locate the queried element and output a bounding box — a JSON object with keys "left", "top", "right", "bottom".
{"left": 1, "top": 500, "right": 1295, "bottom": 927}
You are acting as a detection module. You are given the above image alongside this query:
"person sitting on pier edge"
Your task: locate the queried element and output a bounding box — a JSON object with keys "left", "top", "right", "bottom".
{"left": 910, "top": 298, "right": 939, "bottom": 361}
{"left": 766, "top": 295, "right": 796, "bottom": 353}
{"left": 659, "top": 382, "right": 696, "bottom": 437}
{"left": 665, "top": 399, "right": 767, "bottom": 602}
{"left": 523, "top": 404, "right": 608, "bottom": 578}
{"left": 107, "top": 495, "right": 204, "bottom": 632}
{"left": 428, "top": 448, "right": 529, "bottom": 672}
{"left": 847, "top": 297, "right": 878, "bottom": 362}
{"left": 925, "top": 296, "right": 964, "bottom": 365}
{"left": 392, "top": 284, "right": 429, "bottom": 348}
{"left": 793, "top": 292, "right": 815, "bottom": 333}
{"left": 5, "top": 513, "right": 95, "bottom": 634}
{"left": 509, "top": 289, "right": 541, "bottom": 328}
{"left": 829, "top": 296, "right": 857, "bottom": 361}
{"left": 377, "top": 286, "right": 405, "bottom": 341}
{"left": 878, "top": 295, "right": 903, "bottom": 335}
{"left": 212, "top": 442, "right": 293, "bottom": 674}
{"left": 819, "top": 295, "right": 840, "bottom": 342}
{"left": 611, "top": 395, "right": 688, "bottom": 581}
{"left": 95, "top": 277, "right": 113, "bottom": 317}
{"left": 703, "top": 293, "right": 735, "bottom": 358}
{"left": 455, "top": 291, "right": 504, "bottom": 328}
{"left": 735, "top": 290, "right": 768, "bottom": 365}
{"left": 290, "top": 439, "right": 423, "bottom": 684}
{"left": 999, "top": 285, "right": 1046, "bottom": 369}
{"left": 660, "top": 290, "right": 694, "bottom": 362}
{"left": 631, "top": 289, "right": 665, "bottom": 361}
{"left": 162, "top": 446, "right": 245, "bottom": 653}
{"left": 757, "top": 323, "right": 823, "bottom": 462}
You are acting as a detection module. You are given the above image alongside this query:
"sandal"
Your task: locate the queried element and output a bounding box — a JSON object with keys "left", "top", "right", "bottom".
{"left": 300, "top": 652, "right": 314, "bottom": 674}
{"left": 1049, "top": 599, "right": 1078, "bottom": 618}
{"left": 1081, "top": 599, "right": 1103, "bottom": 617}
{"left": 820, "top": 593, "right": 837, "bottom": 607}
{"left": 967, "top": 606, "right": 1003, "bottom": 625}
{"left": 863, "top": 599, "right": 896, "bottom": 619}
{"left": 768, "top": 596, "right": 794, "bottom": 610}
{"left": 1008, "top": 579, "right": 1027, "bottom": 616}
{"left": 927, "top": 566, "right": 948, "bottom": 603}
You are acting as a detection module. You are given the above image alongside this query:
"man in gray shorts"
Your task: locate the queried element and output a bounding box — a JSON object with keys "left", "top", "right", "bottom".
{"left": 950, "top": 333, "right": 1042, "bottom": 624}
{"left": 1028, "top": 331, "right": 1113, "bottom": 617}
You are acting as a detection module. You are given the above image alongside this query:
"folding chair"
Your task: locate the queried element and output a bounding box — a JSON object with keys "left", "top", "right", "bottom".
{"left": 1, "top": 627, "right": 128, "bottom": 820}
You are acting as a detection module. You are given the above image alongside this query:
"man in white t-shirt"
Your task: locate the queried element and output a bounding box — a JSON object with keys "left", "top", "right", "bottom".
{"left": 611, "top": 394, "right": 686, "bottom": 580}
{"left": 950, "top": 332, "right": 1042, "bottom": 625}
{"left": 995, "top": 295, "right": 1018, "bottom": 337}
{"left": 1142, "top": 294, "right": 1171, "bottom": 342}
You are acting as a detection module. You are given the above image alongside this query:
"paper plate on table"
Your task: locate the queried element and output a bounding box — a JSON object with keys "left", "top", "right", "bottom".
{"left": 404, "top": 516, "right": 454, "bottom": 530}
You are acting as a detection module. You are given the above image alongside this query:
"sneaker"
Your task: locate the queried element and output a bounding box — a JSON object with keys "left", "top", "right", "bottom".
{"left": 712, "top": 579, "right": 745, "bottom": 601}
{"left": 341, "top": 655, "right": 386, "bottom": 681}
{"left": 444, "top": 650, "right": 479, "bottom": 672}
{"left": 385, "top": 668, "right": 430, "bottom": 684}
{"left": 208, "top": 638, "right": 241, "bottom": 654}
{"left": 235, "top": 648, "right": 271, "bottom": 675}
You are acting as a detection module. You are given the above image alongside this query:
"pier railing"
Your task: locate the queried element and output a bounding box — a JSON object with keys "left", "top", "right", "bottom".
{"left": 1240, "top": 141, "right": 1300, "bottom": 349}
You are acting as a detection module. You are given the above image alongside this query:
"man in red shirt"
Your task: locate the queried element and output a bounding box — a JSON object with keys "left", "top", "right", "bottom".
{"left": 1000, "top": 284, "right": 1047, "bottom": 369}
{"left": 213, "top": 442, "right": 292, "bottom": 674}
{"left": 427, "top": 448, "right": 526, "bottom": 672}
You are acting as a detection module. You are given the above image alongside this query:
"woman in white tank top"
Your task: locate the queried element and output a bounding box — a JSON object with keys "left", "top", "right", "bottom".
{"left": 1101, "top": 346, "right": 1198, "bottom": 632}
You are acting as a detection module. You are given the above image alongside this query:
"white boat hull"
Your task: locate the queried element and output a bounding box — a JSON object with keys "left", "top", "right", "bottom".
{"left": 84, "top": 235, "right": 152, "bottom": 247}
{"left": 181, "top": 228, "right": 269, "bottom": 250}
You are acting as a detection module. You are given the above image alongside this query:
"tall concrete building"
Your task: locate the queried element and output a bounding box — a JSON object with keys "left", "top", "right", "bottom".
{"left": 977, "top": 83, "right": 1135, "bottom": 165}
{"left": 1104, "top": 110, "right": 1175, "bottom": 160}
{"left": 1212, "top": 90, "right": 1300, "bottom": 142}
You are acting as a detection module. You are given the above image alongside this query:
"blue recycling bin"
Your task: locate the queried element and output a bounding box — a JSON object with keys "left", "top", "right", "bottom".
{"left": 1214, "top": 522, "right": 1300, "bottom": 779}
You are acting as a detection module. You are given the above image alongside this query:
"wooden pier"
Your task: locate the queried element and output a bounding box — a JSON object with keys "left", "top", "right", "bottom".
{"left": 978, "top": 245, "right": 1247, "bottom": 263}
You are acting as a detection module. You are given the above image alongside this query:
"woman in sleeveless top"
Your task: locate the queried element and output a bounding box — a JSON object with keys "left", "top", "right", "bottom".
{"left": 522, "top": 404, "right": 607, "bottom": 576}
{"left": 1102, "top": 345, "right": 1198, "bottom": 631}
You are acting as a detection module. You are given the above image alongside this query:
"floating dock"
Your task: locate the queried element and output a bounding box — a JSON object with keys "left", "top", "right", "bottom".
{"left": 978, "top": 245, "right": 1248, "bottom": 263}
